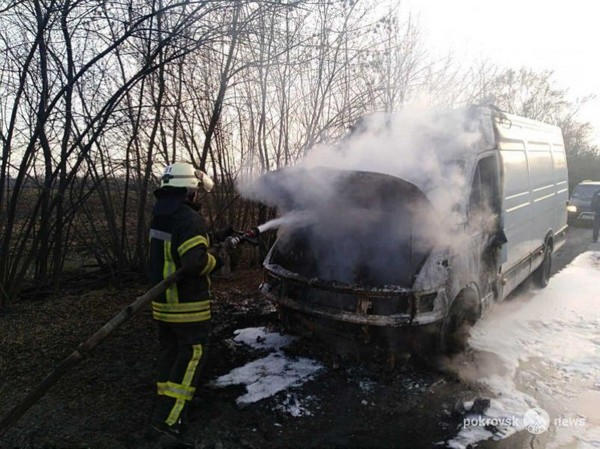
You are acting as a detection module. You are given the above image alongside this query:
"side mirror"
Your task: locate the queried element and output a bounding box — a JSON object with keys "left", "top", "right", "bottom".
{"left": 491, "top": 229, "right": 507, "bottom": 248}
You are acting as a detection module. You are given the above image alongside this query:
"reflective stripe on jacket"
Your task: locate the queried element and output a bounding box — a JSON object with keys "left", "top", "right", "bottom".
{"left": 149, "top": 198, "right": 217, "bottom": 323}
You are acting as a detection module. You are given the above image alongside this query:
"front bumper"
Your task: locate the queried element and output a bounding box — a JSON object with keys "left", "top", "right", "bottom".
{"left": 568, "top": 204, "right": 595, "bottom": 221}
{"left": 260, "top": 266, "right": 446, "bottom": 328}
{"left": 576, "top": 211, "right": 596, "bottom": 221}
{"left": 261, "top": 283, "right": 444, "bottom": 327}
{"left": 568, "top": 211, "right": 595, "bottom": 225}
{"left": 260, "top": 277, "right": 445, "bottom": 356}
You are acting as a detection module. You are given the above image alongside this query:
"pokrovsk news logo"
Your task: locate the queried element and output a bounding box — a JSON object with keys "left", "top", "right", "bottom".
{"left": 463, "top": 406, "right": 586, "bottom": 435}
{"left": 522, "top": 407, "right": 550, "bottom": 434}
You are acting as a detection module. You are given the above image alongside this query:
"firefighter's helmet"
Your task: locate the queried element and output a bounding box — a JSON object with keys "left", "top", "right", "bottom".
{"left": 160, "top": 162, "right": 214, "bottom": 192}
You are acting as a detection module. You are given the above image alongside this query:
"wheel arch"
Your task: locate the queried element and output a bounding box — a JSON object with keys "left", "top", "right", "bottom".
{"left": 450, "top": 282, "right": 482, "bottom": 321}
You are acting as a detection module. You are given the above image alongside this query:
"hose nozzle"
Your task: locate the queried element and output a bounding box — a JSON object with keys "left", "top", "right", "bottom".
{"left": 227, "top": 227, "right": 261, "bottom": 248}
{"left": 245, "top": 227, "right": 260, "bottom": 239}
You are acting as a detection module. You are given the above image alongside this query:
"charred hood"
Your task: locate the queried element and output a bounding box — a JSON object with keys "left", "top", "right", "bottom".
{"left": 258, "top": 168, "right": 439, "bottom": 289}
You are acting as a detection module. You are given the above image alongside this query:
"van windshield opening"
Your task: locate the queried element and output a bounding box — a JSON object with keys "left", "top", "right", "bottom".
{"left": 264, "top": 169, "right": 438, "bottom": 288}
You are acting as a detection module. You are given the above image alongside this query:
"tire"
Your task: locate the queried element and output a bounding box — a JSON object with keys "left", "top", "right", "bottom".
{"left": 440, "top": 290, "right": 479, "bottom": 354}
{"left": 533, "top": 244, "right": 552, "bottom": 288}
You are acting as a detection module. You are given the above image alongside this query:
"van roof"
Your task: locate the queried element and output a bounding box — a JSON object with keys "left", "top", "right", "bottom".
{"left": 485, "top": 107, "right": 564, "bottom": 148}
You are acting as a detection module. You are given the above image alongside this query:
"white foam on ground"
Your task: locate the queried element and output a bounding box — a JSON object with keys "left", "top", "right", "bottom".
{"left": 213, "top": 327, "right": 323, "bottom": 407}
{"left": 358, "top": 379, "right": 377, "bottom": 393}
{"left": 274, "top": 392, "right": 315, "bottom": 417}
{"left": 233, "top": 327, "right": 297, "bottom": 350}
{"left": 213, "top": 352, "right": 323, "bottom": 404}
{"left": 448, "top": 251, "right": 600, "bottom": 448}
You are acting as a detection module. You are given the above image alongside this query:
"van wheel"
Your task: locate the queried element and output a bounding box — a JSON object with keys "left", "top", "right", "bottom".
{"left": 440, "top": 290, "right": 479, "bottom": 354}
{"left": 533, "top": 244, "right": 552, "bottom": 288}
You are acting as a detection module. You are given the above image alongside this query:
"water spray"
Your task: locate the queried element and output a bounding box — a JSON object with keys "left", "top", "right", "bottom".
{"left": 227, "top": 211, "right": 316, "bottom": 248}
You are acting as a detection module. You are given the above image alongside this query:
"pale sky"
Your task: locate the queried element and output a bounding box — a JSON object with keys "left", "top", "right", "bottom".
{"left": 404, "top": 0, "right": 600, "bottom": 145}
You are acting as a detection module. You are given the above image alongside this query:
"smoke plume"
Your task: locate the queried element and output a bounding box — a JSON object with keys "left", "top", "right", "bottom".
{"left": 239, "top": 103, "right": 495, "bottom": 287}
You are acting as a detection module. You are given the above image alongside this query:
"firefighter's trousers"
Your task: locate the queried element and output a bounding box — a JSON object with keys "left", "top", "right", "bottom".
{"left": 152, "top": 321, "right": 210, "bottom": 428}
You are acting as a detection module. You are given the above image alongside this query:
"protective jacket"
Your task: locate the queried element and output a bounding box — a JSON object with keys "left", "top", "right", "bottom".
{"left": 149, "top": 189, "right": 218, "bottom": 324}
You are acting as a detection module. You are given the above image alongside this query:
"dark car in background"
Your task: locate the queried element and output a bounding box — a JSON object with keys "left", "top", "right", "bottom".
{"left": 567, "top": 181, "right": 600, "bottom": 224}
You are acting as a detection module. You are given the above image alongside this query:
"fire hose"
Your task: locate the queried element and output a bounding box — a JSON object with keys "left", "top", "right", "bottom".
{"left": 0, "top": 228, "right": 264, "bottom": 437}
{"left": 0, "top": 269, "right": 185, "bottom": 437}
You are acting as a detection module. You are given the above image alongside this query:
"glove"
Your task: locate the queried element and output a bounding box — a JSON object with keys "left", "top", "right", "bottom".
{"left": 211, "top": 226, "right": 235, "bottom": 243}
{"left": 225, "top": 228, "right": 260, "bottom": 248}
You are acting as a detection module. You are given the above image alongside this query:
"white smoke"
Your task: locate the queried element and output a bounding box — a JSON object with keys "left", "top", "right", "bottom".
{"left": 238, "top": 103, "right": 495, "bottom": 286}
{"left": 299, "top": 105, "right": 486, "bottom": 219}
{"left": 241, "top": 103, "right": 492, "bottom": 218}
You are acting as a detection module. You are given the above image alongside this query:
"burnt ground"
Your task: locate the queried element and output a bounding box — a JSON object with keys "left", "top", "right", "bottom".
{"left": 0, "top": 226, "right": 593, "bottom": 449}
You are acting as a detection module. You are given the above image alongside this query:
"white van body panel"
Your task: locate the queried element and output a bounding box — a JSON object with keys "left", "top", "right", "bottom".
{"left": 259, "top": 106, "right": 569, "bottom": 350}
{"left": 494, "top": 112, "right": 568, "bottom": 296}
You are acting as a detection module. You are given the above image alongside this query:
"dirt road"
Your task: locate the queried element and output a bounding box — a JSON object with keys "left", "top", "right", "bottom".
{"left": 0, "top": 226, "right": 594, "bottom": 449}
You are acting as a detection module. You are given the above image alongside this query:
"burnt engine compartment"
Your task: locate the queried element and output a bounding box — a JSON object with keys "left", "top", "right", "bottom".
{"left": 256, "top": 168, "right": 443, "bottom": 355}
{"left": 264, "top": 169, "right": 437, "bottom": 289}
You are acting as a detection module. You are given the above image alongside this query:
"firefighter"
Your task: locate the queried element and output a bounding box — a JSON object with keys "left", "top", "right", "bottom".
{"left": 592, "top": 189, "right": 600, "bottom": 243}
{"left": 148, "top": 162, "right": 230, "bottom": 448}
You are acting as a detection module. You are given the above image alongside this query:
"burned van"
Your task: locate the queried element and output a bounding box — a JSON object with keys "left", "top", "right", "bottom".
{"left": 258, "top": 106, "right": 569, "bottom": 355}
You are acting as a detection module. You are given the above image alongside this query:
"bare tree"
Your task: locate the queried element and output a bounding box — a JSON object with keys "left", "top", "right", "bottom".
{"left": 0, "top": 0, "right": 236, "bottom": 305}
{"left": 470, "top": 66, "right": 599, "bottom": 190}
{"left": 4, "top": 0, "right": 591, "bottom": 311}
